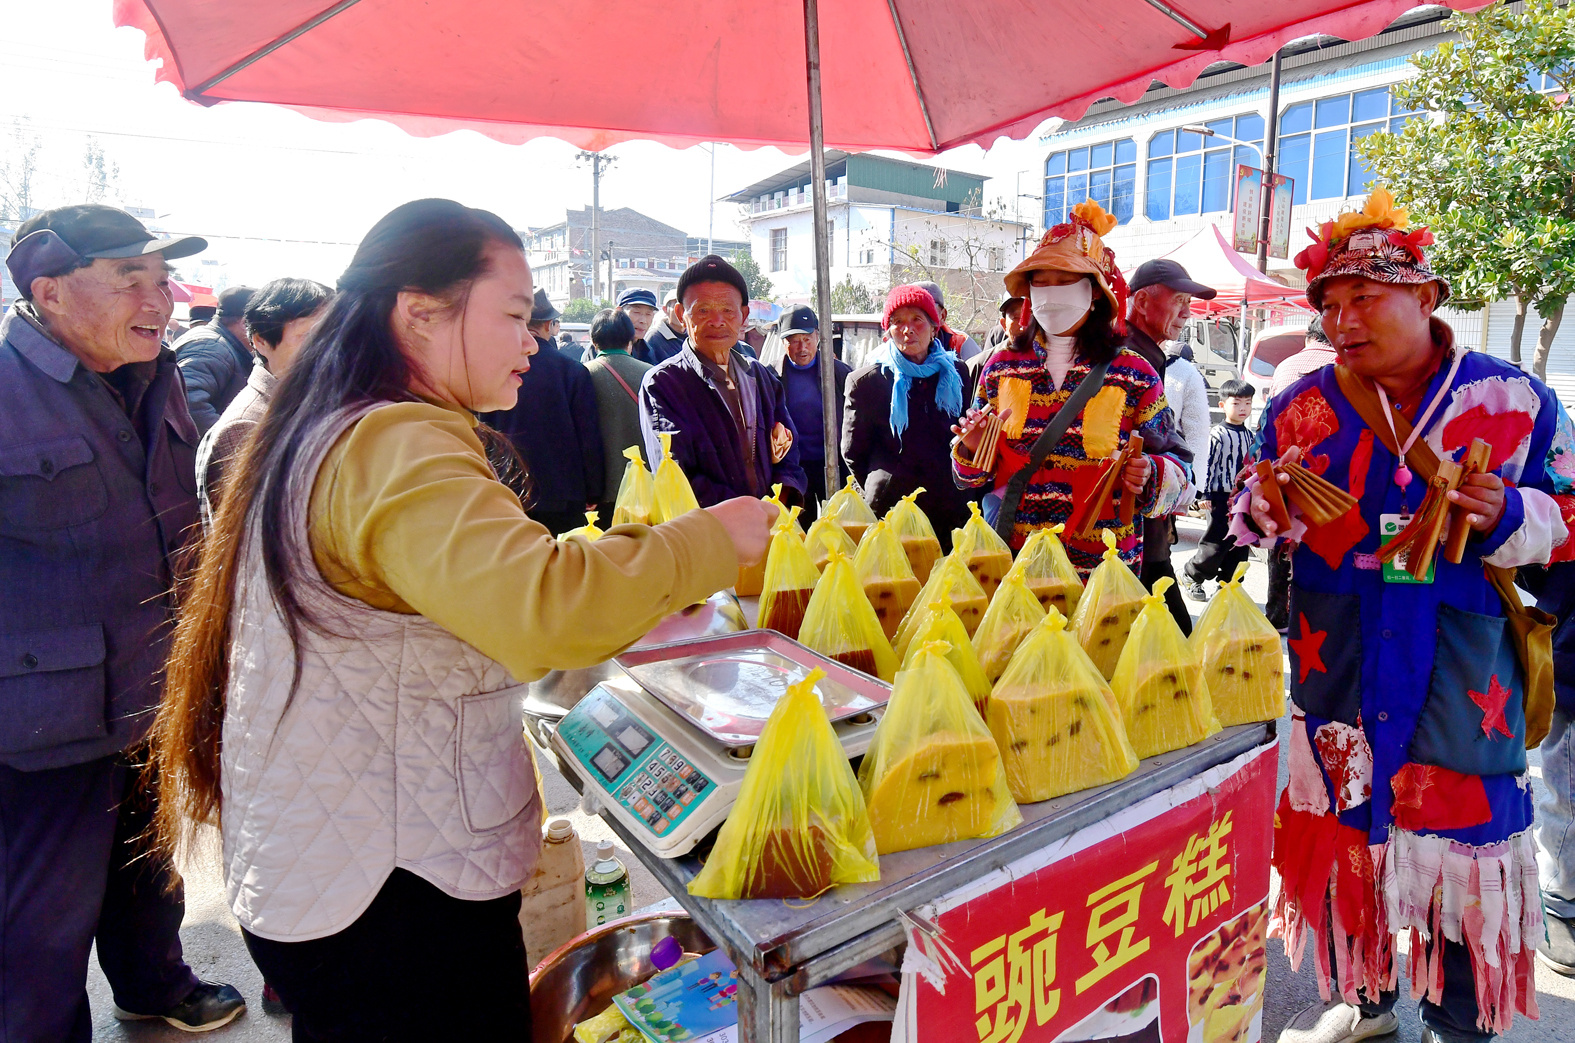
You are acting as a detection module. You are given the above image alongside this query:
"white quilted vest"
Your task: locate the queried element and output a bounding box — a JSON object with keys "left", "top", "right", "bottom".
{"left": 220, "top": 404, "right": 543, "bottom": 942}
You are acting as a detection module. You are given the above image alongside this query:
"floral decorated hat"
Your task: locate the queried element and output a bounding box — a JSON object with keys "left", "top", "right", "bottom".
{"left": 1295, "top": 187, "right": 1449, "bottom": 307}
{"left": 1004, "top": 199, "right": 1129, "bottom": 330}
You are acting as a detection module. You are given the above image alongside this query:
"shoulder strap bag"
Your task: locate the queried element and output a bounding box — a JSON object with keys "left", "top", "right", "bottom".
{"left": 992, "top": 358, "right": 1112, "bottom": 544}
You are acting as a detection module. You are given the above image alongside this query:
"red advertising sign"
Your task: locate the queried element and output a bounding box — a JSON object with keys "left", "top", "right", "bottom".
{"left": 898, "top": 744, "right": 1276, "bottom": 1043}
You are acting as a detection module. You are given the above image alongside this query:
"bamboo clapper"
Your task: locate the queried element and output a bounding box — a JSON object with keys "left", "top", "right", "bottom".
{"left": 1068, "top": 433, "right": 1144, "bottom": 539}
{"left": 972, "top": 405, "right": 1005, "bottom": 472}
{"left": 1254, "top": 460, "right": 1294, "bottom": 535}
{"left": 1444, "top": 438, "right": 1494, "bottom": 565}
{"left": 1276, "top": 459, "right": 1360, "bottom": 527}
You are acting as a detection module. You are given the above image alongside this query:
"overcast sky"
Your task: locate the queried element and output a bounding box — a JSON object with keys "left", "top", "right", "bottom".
{"left": 0, "top": 0, "right": 1054, "bottom": 290}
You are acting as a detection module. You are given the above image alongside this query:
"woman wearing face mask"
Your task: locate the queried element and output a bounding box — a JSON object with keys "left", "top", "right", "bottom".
{"left": 952, "top": 200, "right": 1193, "bottom": 574}
{"left": 146, "top": 199, "right": 776, "bottom": 1041}
{"left": 842, "top": 283, "right": 974, "bottom": 547}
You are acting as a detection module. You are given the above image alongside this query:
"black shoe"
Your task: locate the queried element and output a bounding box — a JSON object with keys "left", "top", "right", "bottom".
{"left": 1539, "top": 910, "right": 1575, "bottom": 976}
{"left": 1179, "top": 576, "right": 1208, "bottom": 602}
{"left": 114, "top": 980, "right": 246, "bottom": 1033}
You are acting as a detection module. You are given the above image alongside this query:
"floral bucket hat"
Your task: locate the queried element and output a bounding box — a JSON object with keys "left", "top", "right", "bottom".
{"left": 1296, "top": 187, "right": 1449, "bottom": 307}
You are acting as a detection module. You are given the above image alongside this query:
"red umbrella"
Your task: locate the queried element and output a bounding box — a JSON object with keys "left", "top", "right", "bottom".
{"left": 111, "top": 0, "right": 1486, "bottom": 498}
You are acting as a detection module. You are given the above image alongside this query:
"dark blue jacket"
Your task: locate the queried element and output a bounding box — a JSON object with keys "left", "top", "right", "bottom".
{"left": 772, "top": 353, "right": 851, "bottom": 463}
{"left": 483, "top": 335, "right": 605, "bottom": 515}
{"left": 0, "top": 307, "right": 201, "bottom": 769}
{"left": 174, "top": 319, "right": 253, "bottom": 433}
{"left": 639, "top": 343, "right": 807, "bottom": 506}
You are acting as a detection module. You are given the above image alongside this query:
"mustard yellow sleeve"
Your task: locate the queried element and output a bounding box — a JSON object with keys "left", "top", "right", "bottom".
{"left": 310, "top": 402, "right": 738, "bottom": 681}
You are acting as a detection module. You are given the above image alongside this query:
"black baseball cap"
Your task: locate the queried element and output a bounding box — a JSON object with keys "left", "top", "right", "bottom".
{"left": 998, "top": 293, "right": 1024, "bottom": 314}
{"left": 7, "top": 204, "right": 206, "bottom": 298}
{"left": 778, "top": 305, "right": 818, "bottom": 337}
{"left": 676, "top": 254, "right": 749, "bottom": 307}
{"left": 616, "top": 287, "right": 658, "bottom": 309}
{"left": 1128, "top": 258, "right": 1217, "bottom": 300}
{"left": 217, "top": 285, "right": 256, "bottom": 319}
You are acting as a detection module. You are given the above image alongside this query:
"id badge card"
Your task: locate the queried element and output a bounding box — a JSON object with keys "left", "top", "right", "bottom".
{"left": 1379, "top": 513, "right": 1435, "bottom": 584}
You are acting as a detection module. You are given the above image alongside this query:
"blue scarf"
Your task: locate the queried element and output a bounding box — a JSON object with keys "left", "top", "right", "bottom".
{"left": 877, "top": 337, "right": 963, "bottom": 438}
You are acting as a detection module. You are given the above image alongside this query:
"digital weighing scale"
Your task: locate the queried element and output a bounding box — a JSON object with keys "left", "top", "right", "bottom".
{"left": 548, "top": 630, "right": 891, "bottom": 857}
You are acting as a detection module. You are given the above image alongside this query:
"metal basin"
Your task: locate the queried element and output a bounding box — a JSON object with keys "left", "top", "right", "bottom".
{"left": 528, "top": 912, "right": 717, "bottom": 1043}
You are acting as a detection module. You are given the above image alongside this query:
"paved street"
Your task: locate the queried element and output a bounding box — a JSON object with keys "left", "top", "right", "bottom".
{"left": 87, "top": 517, "right": 1575, "bottom": 1041}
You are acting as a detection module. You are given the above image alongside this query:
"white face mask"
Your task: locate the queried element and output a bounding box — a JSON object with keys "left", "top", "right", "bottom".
{"left": 1029, "top": 279, "right": 1093, "bottom": 336}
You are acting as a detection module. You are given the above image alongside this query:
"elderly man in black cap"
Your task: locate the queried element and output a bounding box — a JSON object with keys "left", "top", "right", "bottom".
{"left": 640, "top": 255, "right": 806, "bottom": 505}
{"left": 641, "top": 288, "right": 688, "bottom": 364}
{"left": 0, "top": 205, "right": 245, "bottom": 1038}
{"left": 482, "top": 288, "right": 605, "bottom": 535}
{"left": 616, "top": 287, "right": 660, "bottom": 364}
{"left": 771, "top": 304, "right": 850, "bottom": 520}
{"left": 173, "top": 283, "right": 257, "bottom": 433}
{"left": 1126, "top": 258, "right": 1218, "bottom": 634}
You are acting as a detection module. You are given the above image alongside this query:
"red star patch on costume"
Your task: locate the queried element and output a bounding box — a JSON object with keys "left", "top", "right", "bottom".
{"left": 1288, "top": 613, "right": 1328, "bottom": 684}
{"left": 1468, "top": 674, "right": 1515, "bottom": 739}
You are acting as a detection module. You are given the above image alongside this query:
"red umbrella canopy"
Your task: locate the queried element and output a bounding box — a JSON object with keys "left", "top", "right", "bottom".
{"left": 113, "top": 0, "right": 1489, "bottom": 154}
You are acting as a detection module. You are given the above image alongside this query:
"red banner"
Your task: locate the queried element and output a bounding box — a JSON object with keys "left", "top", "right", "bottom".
{"left": 904, "top": 744, "right": 1277, "bottom": 1043}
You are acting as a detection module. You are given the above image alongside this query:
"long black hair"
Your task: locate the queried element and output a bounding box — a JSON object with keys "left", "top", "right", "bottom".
{"left": 149, "top": 199, "right": 528, "bottom": 849}
{"left": 1013, "top": 274, "right": 1125, "bottom": 366}
{"left": 243, "top": 277, "right": 333, "bottom": 351}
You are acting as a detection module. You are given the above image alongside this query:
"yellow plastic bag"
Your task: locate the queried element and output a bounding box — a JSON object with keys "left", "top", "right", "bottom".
{"left": 757, "top": 509, "right": 820, "bottom": 641}
{"left": 954, "top": 501, "right": 1014, "bottom": 598}
{"left": 1071, "top": 530, "right": 1149, "bottom": 680}
{"left": 900, "top": 599, "right": 993, "bottom": 716}
{"left": 1111, "top": 578, "right": 1222, "bottom": 759}
{"left": 822, "top": 476, "right": 877, "bottom": 546}
{"left": 799, "top": 550, "right": 898, "bottom": 681}
{"left": 885, "top": 490, "right": 943, "bottom": 583}
{"left": 1002, "top": 524, "right": 1085, "bottom": 619}
{"left": 737, "top": 485, "right": 801, "bottom": 597}
{"left": 611, "top": 446, "right": 656, "bottom": 526}
{"left": 859, "top": 641, "right": 1021, "bottom": 854}
{"left": 652, "top": 432, "right": 700, "bottom": 522}
{"left": 804, "top": 514, "right": 858, "bottom": 572}
{"left": 851, "top": 520, "right": 921, "bottom": 640}
{"left": 972, "top": 574, "right": 1047, "bottom": 684}
{"left": 1190, "top": 562, "right": 1285, "bottom": 727}
{"left": 562, "top": 510, "right": 604, "bottom": 541}
{"left": 988, "top": 607, "right": 1138, "bottom": 803}
{"left": 688, "top": 669, "right": 879, "bottom": 899}
{"left": 893, "top": 550, "right": 990, "bottom": 659}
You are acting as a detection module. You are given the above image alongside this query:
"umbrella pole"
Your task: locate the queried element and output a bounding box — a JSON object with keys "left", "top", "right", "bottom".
{"left": 803, "top": 0, "right": 839, "bottom": 509}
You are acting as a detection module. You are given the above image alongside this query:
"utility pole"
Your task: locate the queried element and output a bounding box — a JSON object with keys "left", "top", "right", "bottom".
{"left": 1256, "top": 50, "right": 1282, "bottom": 275}
{"left": 707, "top": 144, "right": 716, "bottom": 256}
{"left": 605, "top": 240, "right": 616, "bottom": 303}
{"left": 577, "top": 150, "right": 615, "bottom": 301}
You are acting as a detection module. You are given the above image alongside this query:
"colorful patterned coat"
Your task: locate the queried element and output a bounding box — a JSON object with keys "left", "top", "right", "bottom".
{"left": 1238, "top": 329, "right": 1575, "bottom": 1032}
{"left": 951, "top": 341, "right": 1193, "bottom": 572}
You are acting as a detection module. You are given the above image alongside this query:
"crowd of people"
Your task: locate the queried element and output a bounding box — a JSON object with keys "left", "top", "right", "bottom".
{"left": 0, "top": 191, "right": 1572, "bottom": 1043}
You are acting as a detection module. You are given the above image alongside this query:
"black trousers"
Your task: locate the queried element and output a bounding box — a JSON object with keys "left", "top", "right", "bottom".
{"left": 0, "top": 751, "right": 198, "bottom": 1043}
{"left": 244, "top": 868, "right": 531, "bottom": 1042}
{"left": 1332, "top": 919, "right": 1489, "bottom": 1041}
{"left": 800, "top": 458, "right": 829, "bottom": 525}
{"left": 1265, "top": 542, "right": 1293, "bottom": 629}
{"left": 1184, "top": 492, "right": 1251, "bottom": 585}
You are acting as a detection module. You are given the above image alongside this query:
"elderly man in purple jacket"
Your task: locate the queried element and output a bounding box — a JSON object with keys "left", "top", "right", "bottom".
{"left": 639, "top": 255, "right": 807, "bottom": 506}
{"left": 1, "top": 206, "right": 245, "bottom": 1039}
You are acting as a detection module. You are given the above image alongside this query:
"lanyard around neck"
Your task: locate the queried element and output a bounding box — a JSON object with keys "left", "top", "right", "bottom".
{"left": 1374, "top": 347, "right": 1462, "bottom": 490}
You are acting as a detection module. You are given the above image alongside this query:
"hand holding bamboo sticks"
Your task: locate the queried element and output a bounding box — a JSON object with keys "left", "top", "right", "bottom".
{"left": 1067, "top": 433, "right": 1144, "bottom": 539}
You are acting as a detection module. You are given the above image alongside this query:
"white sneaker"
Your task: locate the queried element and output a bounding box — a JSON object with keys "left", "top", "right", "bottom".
{"left": 1280, "top": 999, "right": 1399, "bottom": 1043}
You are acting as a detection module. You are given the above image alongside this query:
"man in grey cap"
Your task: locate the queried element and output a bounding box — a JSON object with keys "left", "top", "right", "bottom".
{"left": 172, "top": 283, "right": 256, "bottom": 433}
{"left": 771, "top": 305, "right": 850, "bottom": 521}
{"left": 617, "top": 287, "right": 660, "bottom": 364}
{"left": 914, "top": 279, "right": 981, "bottom": 361}
{"left": 1125, "top": 258, "right": 1218, "bottom": 635}
{"left": 0, "top": 204, "right": 245, "bottom": 1036}
{"left": 642, "top": 288, "right": 687, "bottom": 364}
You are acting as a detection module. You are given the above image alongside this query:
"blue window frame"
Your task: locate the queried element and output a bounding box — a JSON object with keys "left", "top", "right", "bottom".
{"left": 1277, "top": 87, "right": 1416, "bottom": 203}
{"left": 1044, "top": 139, "right": 1137, "bottom": 225}
{"left": 1144, "top": 113, "right": 1264, "bottom": 220}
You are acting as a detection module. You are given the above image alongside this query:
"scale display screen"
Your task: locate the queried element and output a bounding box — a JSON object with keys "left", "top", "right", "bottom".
{"left": 560, "top": 687, "right": 714, "bottom": 838}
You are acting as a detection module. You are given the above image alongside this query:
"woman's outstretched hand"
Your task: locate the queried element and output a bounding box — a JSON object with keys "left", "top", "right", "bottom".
{"left": 705, "top": 496, "right": 780, "bottom": 567}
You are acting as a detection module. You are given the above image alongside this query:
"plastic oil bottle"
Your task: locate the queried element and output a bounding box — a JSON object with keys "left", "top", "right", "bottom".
{"left": 585, "top": 840, "right": 632, "bottom": 929}
{"left": 518, "top": 818, "right": 586, "bottom": 963}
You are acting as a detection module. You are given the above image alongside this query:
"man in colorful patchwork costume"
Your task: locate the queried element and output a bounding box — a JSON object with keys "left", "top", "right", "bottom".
{"left": 1233, "top": 189, "right": 1575, "bottom": 1043}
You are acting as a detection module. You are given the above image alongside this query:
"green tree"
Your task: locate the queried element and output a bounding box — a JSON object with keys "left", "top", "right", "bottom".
{"left": 82, "top": 138, "right": 120, "bottom": 205}
{"left": 732, "top": 251, "right": 775, "bottom": 301}
{"left": 1356, "top": 0, "right": 1575, "bottom": 379}
{"left": 828, "top": 275, "right": 883, "bottom": 314}
{"left": 562, "top": 297, "right": 610, "bottom": 323}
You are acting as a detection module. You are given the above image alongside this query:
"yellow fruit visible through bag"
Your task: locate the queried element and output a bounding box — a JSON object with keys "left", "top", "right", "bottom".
{"left": 687, "top": 669, "right": 880, "bottom": 899}
{"left": 859, "top": 641, "right": 1021, "bottom": 853}
{"left": 1190, "top": 563, "right": 1285, "bottom": 726}
{"left": 804, "top": 514, "right": 858, "bottom": 572}
{"left": 652, "top": 432, "right": 700, "bottom": 521}
{"left": 852, "top": 521, "right": 921, "bottom": 640}
{"left": 1003, "top": 525, "right": 1085, "bottom": 619}
{"left": 757, "top": 508, "right": 821, "bottom": 641}
{"left": 737, "top": 485, "right": 801, "bottom": 596}
{"left": 955, "top": 501, "right": 1014, "bottom": 598}
{"left": 823, "top": 476, "right": 877, "bottom": 546}
{"left": 563, "top": 510, "right": 605, "bottom": 541}
{"left": 610, "top": 446, "right": 656, "bottom": 526}
{"left": 798, "top": 550, "right": 898, "bottom": 681}
{"left": 1111, "top": 578, "right": 1222, "bottom": 759}
{"left": 901, "top": 599, "right": 994, "bottom": 717}
{"left": 892, "top": 550, "right": 990, "bottom": 660}
{"left": 885, "top": 490, "right": 944, "bottom": 583}
{"left": 1072, "top": 530, "right": 1147, "bottom": 680}
{"left": 972, "top": 573, "right": 1047, "bottom": 684}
